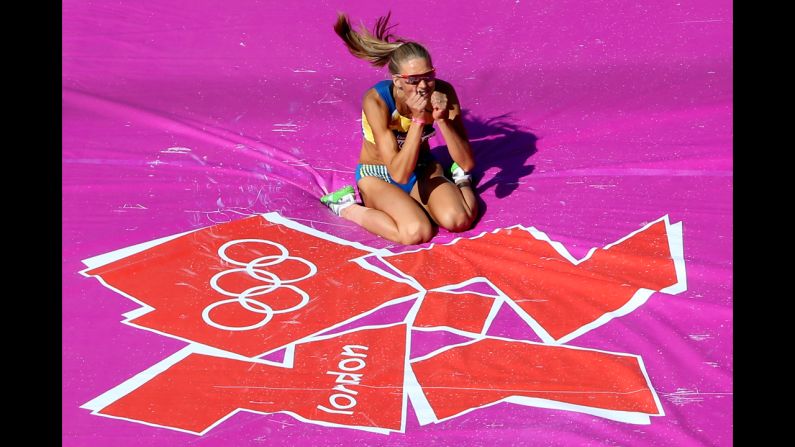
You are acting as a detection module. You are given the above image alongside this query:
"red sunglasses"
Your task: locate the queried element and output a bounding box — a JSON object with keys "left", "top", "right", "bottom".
{"left": 396, "top": 68, "right": 436, "bottom": 85}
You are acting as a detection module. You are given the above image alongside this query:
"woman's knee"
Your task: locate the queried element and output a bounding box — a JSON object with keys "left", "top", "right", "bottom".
{"left": 436, "top": 209, "right": 474, "bottom": 233}
{"left": 398, "top": 219, "right": 433, "bottom": 245}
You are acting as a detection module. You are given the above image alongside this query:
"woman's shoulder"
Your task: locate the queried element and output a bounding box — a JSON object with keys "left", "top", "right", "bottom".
{"left": 362, "top": 86, "right": 392, "bottom": 121}
{"left": 362, "top": 79, "right": 392, "bottom": 98}
{"left": 434, "top": 79, "right": 460, "bottom": 104}
{"left": 434, "top": 79, "right": 455, "bottom": 93}
{"left": 363, "top": 87, "right": 386, "bottom": 107}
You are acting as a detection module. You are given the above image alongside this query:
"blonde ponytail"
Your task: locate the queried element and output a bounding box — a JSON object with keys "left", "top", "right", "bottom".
{"left": 333, "top": 12, "right": 432, "bottom": 74}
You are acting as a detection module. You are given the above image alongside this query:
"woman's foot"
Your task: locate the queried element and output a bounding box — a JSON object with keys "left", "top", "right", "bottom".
{"left": 320, "top": 185, "right": 357, "bottom": 216}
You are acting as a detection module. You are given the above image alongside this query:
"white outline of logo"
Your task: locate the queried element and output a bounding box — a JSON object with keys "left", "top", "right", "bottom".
{"left": 202, "top": 239, "right": 317, "bottom": 331}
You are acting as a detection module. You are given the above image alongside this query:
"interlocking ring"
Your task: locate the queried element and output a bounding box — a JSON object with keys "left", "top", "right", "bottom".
{"left": 202, "top": 239, "right": 317, "bottom": 331}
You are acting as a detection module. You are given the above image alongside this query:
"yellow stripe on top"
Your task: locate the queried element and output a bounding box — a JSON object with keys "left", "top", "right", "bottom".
{"left": 361, "top": 109, "right": 375, "bottom": 144}
{"left": 362, "top": 109, "right": 412, "bottom": 144}
{"left": 362, "top": 80, "right": 413, "bottom": 144}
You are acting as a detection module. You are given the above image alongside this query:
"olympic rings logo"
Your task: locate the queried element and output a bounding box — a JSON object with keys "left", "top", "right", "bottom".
{"left": 202, "top": 239, "right": 317, "bottom": 331}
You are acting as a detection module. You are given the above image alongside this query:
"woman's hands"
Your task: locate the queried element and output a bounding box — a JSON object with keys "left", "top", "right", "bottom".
{"left": 405, "top": 89, "right": 429, "bottom": 120}
{"left": 406, "top": 90, "right": 449, "bottom": 122}
{"left": 431, "top": 91, "right": 449, "bottom": 121}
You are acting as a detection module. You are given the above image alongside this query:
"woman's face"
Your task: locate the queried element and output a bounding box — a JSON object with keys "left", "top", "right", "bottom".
{"left": 395, "top": 58, "right": 436, "bottom": 98}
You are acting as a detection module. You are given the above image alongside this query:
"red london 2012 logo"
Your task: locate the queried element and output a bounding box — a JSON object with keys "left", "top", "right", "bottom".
{"left": 80, "top": 212, "right": 686, "bottom": 435}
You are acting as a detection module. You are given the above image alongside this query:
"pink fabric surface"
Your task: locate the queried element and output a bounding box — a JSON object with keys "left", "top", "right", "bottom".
{"left": 63, "top": 0, "right": 732, "bottom": 445}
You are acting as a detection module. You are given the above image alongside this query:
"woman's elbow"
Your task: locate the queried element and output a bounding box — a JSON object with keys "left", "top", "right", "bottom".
{"left": 460, "top": 159, "right": 475, "bottom": 172}
{"left": 387, "top": 167, "right": 410, "bottom": 184}
{"left": 455, "top": 143, "right": 475, "bottom": 172}
{"left": 391, "top": 174, "right": 411, "bottom": 184}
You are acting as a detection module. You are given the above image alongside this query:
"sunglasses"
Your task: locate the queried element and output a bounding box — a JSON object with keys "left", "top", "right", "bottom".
{"left": 396, "top": 68, "right": 436, "bottom": 85}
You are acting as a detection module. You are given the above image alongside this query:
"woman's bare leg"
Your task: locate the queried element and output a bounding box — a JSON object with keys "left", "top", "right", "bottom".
{"left": 411, "top": 161, "right": 477, "bottom": 232}
{"left": 341, "top": 177, "right": 433, "bottom": 245}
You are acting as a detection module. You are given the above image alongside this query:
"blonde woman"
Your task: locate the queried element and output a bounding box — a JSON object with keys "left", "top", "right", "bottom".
{"left": 321, "top": 12, "right": 478, "bottom": 245}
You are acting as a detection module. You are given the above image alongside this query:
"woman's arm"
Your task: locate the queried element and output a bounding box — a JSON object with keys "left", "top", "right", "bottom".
{"left": 363, "top": 88, "right": 427, "bottom": 184}
{"left": 432, "top": 82, "right": 475, "bottom": 172}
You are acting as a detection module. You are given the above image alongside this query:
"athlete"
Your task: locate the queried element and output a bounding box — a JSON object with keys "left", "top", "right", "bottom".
{"left": 321, "top": 12, "right": 478, "bottom": 245}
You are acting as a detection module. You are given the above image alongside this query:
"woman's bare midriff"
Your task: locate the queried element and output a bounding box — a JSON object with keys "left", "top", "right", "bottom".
{"left": 358, "top": 139, "right": 431, "bottom": 165}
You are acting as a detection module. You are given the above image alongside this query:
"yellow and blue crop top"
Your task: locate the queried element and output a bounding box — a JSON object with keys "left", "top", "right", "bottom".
{"left": 361, "top": 80, "right": 436, "bottom": 147}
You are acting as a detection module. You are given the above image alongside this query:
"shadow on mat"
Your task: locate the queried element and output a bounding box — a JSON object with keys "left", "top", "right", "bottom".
{"left": 430, "top": 112, "right": 538, "bottom": 225}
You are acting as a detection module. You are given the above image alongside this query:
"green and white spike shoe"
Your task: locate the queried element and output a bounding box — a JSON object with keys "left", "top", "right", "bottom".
{"left": 320, "top": 185, "right": 356, "bottom": 216}
{"left": 450, "top": 162, "right": 472, "bottom": 186}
